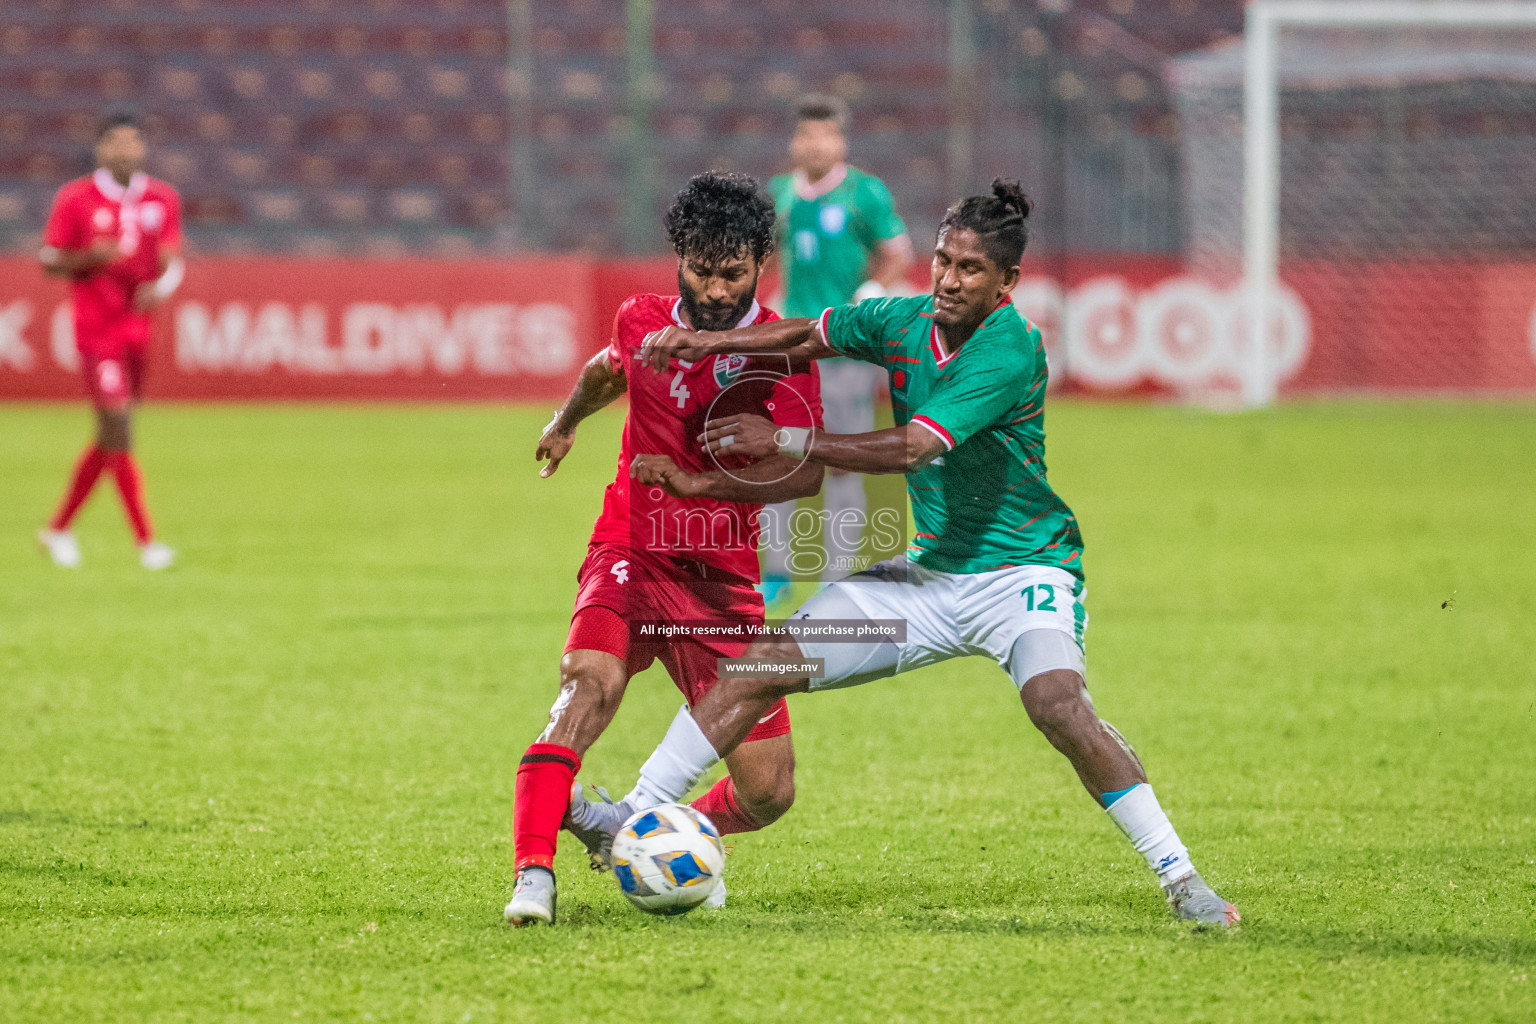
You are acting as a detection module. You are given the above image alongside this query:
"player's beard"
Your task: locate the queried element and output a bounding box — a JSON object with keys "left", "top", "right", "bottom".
{"left": 677, "top": 269, "right": 757, "bottom": 333}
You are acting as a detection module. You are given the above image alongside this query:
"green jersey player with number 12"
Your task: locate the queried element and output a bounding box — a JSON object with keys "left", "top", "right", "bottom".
{"left": 596, "top": 179, "right": 1239, "bottom": 926}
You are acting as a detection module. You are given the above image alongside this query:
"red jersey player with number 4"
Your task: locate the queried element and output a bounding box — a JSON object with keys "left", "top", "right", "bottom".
{"left": 38, "top": 113, "right": 183, "bottom": 571}
{"left": 505, "top": 173, "right": 825, "bottom": 925}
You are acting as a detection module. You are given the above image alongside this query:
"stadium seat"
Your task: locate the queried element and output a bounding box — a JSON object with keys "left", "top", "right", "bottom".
{"left": 0, "top": 190, "right": 27, "bottom": 224}
{"left": 250, "top": 190, "right": 305, "bottom": 224}
{"left": 322, "top": 189, "right": 372, "bottom": 226}
{"left": 0, "top": 0, "right": 1251, "bottom": 255}
{"left": 184, "top": 193, "right": 245, "bottom": 227}
{"left": 389, "top": 189, "right": 440, "bottom": 224}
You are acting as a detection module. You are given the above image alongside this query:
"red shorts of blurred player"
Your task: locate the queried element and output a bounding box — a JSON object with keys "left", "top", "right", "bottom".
{"left": 81, "top": 349, "right": 146, "bottom": 411}
{"left": 565, "top": 541, "right": 790, "bottom": 742}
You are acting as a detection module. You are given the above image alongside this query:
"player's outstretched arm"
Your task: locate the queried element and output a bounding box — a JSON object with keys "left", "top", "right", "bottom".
{"left": 639, "top": 318, "right": 834, "bottom": 372}
{"left": 699, "top": 415, "right": 945, "bottom": 475}
{"left": 535, "top": 349, "right": 627, "bottom": 477}
{"left": 38, "top": 238, "right": 119, "bottom": 278}
{"left": 629, "top": 452, "right": 822, "bottom": 504}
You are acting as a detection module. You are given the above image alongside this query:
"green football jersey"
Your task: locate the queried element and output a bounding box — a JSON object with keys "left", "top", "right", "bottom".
{"left": 822, "top": 295, "right": 1084, "bottom": 578}
{"left": 768, "top": 166, "right": 907, "bottom": 319}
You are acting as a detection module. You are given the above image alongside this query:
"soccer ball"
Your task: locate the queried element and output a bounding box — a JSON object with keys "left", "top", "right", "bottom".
{"left": 611, "top": 803, "right": 725, "bottom": 916}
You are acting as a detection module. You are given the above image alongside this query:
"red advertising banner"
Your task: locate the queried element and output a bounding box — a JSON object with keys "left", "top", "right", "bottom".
{"left": 3, "top": 253, "right": 1535, "bottom": 401}
{"left": 0, "top": 256, "right": 600, "bottom": 402}
{"left": 1013, "top": 256, "right": 1536, "bottom": 396}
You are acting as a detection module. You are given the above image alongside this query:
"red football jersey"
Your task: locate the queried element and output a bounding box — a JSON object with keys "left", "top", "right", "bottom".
{"left": 588, "top": 294, "right": 823, "bottom": 580}
{"left": 43, "top": 169, "right": 182, "bottom": 357}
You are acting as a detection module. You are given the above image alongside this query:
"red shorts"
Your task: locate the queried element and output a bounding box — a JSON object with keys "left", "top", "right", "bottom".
{"left": 566, "top": 542, "right": 790, "bottom": 742}
{"left": 81, "top": 350, "right": 145, "bottom": 411}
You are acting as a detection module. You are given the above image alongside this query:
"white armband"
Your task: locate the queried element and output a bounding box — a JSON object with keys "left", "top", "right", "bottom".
{"left": 773, "top": 426, "right": 811, "bottom": 459}
{"left": 151, "top": 257, "right": 185, "bottom": 301}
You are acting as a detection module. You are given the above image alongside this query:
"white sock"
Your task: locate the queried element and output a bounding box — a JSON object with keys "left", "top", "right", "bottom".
{"left": 822, "top": 473, "right": 866, "bottom": 576}
{"left": 1104, "top": 783, "right": 1194, "bottom": 885}
{"left": 625, "top": 705, "right": 721, "bottom": 810}
{"left": 760, "top": 501, "right": 794, "bottom": 578}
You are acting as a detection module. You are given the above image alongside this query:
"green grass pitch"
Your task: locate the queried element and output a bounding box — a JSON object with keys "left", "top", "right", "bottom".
{"left": 2, "top": 399, "right": 1533, "bottom": 1023}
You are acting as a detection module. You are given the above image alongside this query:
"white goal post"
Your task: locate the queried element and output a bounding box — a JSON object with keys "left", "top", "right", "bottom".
{"left": 1242, "top": 0, "right": 1536, "bottom": 407}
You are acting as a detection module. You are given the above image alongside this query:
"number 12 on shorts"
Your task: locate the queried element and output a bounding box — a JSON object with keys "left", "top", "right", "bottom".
{"left": 1021, "top": 584, "right": 1057, "bottom": 612}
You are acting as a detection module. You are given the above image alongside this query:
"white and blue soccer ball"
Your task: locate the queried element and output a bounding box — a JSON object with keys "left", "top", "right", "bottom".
{"left": 611, "top": 803, "right": 725, "bottom": 916}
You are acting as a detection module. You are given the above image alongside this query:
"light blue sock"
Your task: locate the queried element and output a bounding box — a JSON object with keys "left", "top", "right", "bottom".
{"left": 1100, "top": 785, "right": 1139, "bottom": 809}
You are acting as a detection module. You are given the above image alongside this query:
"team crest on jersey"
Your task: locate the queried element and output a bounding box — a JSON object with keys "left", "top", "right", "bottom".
{"left": 713, "top": 353, "right": 749, "bottom": 387}
{"left": 138, "top": 201, "right": 165, "bottom": 231}
{"left": 819, "top": 204, "right": 847, "bottom": 236}
{"left": 92, "top": 207, "right": 114, "bottom": 230}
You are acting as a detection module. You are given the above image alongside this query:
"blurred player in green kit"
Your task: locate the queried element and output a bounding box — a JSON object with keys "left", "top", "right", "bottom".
{"left": 761, "top": 95, "right": 912, "bottom": 608}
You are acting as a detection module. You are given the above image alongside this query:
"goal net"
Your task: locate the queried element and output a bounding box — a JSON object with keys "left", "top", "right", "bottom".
{"left": 1170, "top": 2, "right": 1536, "bottom": 404}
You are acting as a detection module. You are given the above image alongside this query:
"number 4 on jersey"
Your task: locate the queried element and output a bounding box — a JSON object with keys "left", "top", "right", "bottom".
{"left": 669, "top": 371, "right": 690, "bottom": 410}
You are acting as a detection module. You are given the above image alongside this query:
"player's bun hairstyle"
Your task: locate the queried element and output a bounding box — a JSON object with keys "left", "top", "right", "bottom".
{"left": 938, "top": 178, "right": 1033, "bottom": 269}
{"left": 664, "top": 171, "right": 777, "bottom": 267}
{"left": 97, "top": 111, "right": 143, "bottom": 139}
{"left": 795, "top": 93, "right": 850, "bottom": 132}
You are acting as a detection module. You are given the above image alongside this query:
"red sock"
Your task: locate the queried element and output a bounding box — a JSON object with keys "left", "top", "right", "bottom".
{"left": 106, "top": 452, "right": 153, "bottom": 545}
{"left": 514, "top": 743, "right": 581, "bottom": 872}
{"left": 49, "top": 445, "right": 108, "bottom": 531}
{"left": 691, "top": 776, "right": 764, "bottom": 836}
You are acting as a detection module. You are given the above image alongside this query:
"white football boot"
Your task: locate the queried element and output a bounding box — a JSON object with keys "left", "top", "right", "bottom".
{"left": 139, "top": 541, "right": 174, "bottom": 571}
{"left": 504, "top": 866, "right": 556, "bottom": 926}
{"left": 564, "top": 782, "right": 634, "bottom": 871}
{"left": 38, "top": 529, "right": 81, "bottom": 568}
{"left": 1163, "top": 871, "right": 1240, "bottom": 926}
{"left": 701, "top": 877, "right": 727, "bottom": 910}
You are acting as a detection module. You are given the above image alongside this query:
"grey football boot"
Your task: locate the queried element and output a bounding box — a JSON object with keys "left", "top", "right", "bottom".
{"left": 563, "top": 782, "right": 633, "bottom": 872}
{"left": 1163, "top": 871, "right": 1240, "bottom": 926}
{"left": 504, "top": 866, "right": 556, "bottom": 926}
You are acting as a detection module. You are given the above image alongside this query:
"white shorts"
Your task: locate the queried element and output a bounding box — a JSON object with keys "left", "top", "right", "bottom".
{"left": 817, "top": 357, "right": 880, "bottom": 436}
{"left": 794, "top": 557, "right": 1087, "bottom": 691}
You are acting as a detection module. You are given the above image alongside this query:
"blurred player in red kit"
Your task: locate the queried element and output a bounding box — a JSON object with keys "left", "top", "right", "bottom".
{"left": 37, "top": 113, "right": 182, "bottom": 570}
{"left": 505, "top": 172, "right": 825, "bottom": 925}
